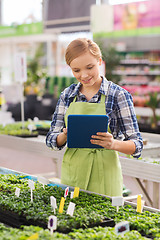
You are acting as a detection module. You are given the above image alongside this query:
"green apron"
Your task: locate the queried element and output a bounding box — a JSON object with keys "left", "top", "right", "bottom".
{"left": 61, "top": 94, "right": 123, "bottom": 196}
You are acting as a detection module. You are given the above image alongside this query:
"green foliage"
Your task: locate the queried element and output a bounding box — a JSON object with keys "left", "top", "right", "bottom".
{"left": 0, "top": 174, "right": 159, "bottom": 239}
{"left": 0, "top": 223, "right": 149, "bottom": 240}
{"left": 146, "top": 92, "right": 160, "bottom": 128}
{"left": 95, "top": 40, "right": 121, "bottom": 84}
{"left": 0, "top": 122, "right": 38, "bottom": 136}
{"left": 0, "top": 121, "right": 51, "bottom": 136}
{"left": 47, "top": 76, "right": 77, "bottom": 97}
{"left": 0, "top": 223, "right": 70, "bottom": 240}
{"left": 69, "top": 227, "right": 148, "bottom": 240}
{"left": 26, "top": 44, "right": 47, "bottom": 85}
{"left": 146, "top": 92, "right": 160, "bottom": 109}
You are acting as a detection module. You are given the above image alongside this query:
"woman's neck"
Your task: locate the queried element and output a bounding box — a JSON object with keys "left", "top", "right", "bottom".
{"left": 80, "top": 76, "right": 102, "bottom": 101}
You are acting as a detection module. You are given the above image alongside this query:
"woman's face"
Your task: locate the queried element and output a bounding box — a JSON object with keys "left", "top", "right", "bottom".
{"left": 70, "top": 52, "right": 102, "bottom": 87}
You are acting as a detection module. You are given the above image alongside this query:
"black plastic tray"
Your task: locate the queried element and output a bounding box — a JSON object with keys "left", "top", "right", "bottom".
{"left": 8, "top": 133, "right": 39, "bottom": 138}
{"left": 0, "top": 208, "right": 46, "bottom": 229}
{"left": 0, "top": 208, "right": 115, "bottom": 232}
{"left": 36, "top": 128, "right": 49, "bottom": 135}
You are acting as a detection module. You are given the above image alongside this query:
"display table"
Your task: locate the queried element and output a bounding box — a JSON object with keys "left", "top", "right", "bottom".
{"left": 0, "top": 133, "right": 160, "bottom": 208}
{"left": 0, "top": 134, "right": 65, "bottom": 178}
{"left": 120, "top": 156, "right": 160, "bottom": 208}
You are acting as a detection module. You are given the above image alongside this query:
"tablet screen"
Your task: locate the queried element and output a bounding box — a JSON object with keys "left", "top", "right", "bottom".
{"left": 67, "top": 114, "right": 109, "bottom": 148}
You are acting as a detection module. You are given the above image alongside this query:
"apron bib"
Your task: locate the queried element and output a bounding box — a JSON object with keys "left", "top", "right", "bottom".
{"left": 61, "top": 94, "right": 123, "bottom": 196}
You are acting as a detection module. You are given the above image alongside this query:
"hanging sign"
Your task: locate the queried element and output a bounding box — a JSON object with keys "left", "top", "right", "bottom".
{"left": 14, "top": 52, "right": 27, "bottom": 83}
{"left": 14, "top": 52, "right": 27, "bottom": 126}
{"left": 48, "top": 215, "right": 57, "bottom": 234}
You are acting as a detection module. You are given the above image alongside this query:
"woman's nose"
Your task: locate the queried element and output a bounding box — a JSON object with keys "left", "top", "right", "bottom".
{"left": 81, "top": 72, "right": 88, "bottom": 78}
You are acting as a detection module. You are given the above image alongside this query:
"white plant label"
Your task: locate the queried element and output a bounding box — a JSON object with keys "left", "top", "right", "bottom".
{"left": 70, "top": 191, "right": 74, "bottom": 199}
{"left": 34, "top": 117, "right": 39, "bottom": 122}
{"left": 112, "top": 196, "right": 124, "bottom": 212}
{"left": 28, "top": 179, "right": 35, "bottom": 190}
{"left": 28, "top": 124, "right": 34, "bottom": 133}
{"left": 115, "top": 221, "right": 130, "bottom": 235}
{"left": 37, "top": 176, "right": 49, "bottom": 188}
{"left": 66, "top": 202, "right": 75, "bottom": 217}
{"left": 50, "top": 196, "right": 57, "bottom": 214}
{"left": 15, "top": 187, "right": 20, "bottom": 197}
{"left": 48, "top": 215, "right": 57, "bottom": 234}
{"left": 142, "top": 200, "right": 145, "bottom": 211}
{"left": 64, "top": 187, "right": 69, "bottom": 198}
{"left": 28, "top": 179, "right": 35, "bottom": 202}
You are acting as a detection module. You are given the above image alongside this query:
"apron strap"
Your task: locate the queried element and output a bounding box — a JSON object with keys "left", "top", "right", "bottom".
{"left": 72, "top": 94, "right": 106, "bottom": 107}
{"left": 73, "top": 94, "right": 106, "bottom": 103}
{"left": 100, "top": 94, "right": 106, "bottom": 103}
{"left": 72, "top": 96, "right": 77, "bottom": 103}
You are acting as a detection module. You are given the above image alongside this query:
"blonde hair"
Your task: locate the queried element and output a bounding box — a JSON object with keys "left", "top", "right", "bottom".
{"left": 65, "top": 38, "right": 102, "bottom": 66}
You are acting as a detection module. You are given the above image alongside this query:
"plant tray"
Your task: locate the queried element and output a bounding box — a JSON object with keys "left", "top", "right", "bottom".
{"left": 36, "top": 127, "right": 49, "bottom": 135}
{"left": 0, "top": 208, "right": 115, "bottom": 232}
{"left": 58, "top": 217, "right": 115, "bottom": 234}
{"left": 0, "top": 208, "right": 47, "bottom": 229}
{"left": 130, "top": 226, "right": 154, "bottom": 240}
{"left": 87, "top": 217, "right": 115, "bottom": 228}
{"left": 8, "top": 133, "right": 39, "bottom": 138}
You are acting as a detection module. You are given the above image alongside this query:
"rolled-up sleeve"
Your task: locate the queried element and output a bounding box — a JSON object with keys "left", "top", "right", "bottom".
{"left": 46, "top": 93, "right": 67, "bottom": 150}
{"left": 131, "top": 135, "right": 143, "bottom": 158}
{"left": 116, "top": 90, "right": 143, "bottom": 158}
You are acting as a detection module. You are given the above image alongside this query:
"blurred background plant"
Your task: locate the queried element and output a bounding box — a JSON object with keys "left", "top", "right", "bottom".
{"left": 24, "top": 43, "right": 47, "bottom": 96}
{"left": 146, "top": 92, "right": 160, "bottom": 129}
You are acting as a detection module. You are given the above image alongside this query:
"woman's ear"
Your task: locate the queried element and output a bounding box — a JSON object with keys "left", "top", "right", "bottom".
{"left": 99, "top": 57, "right": 102, "bottom": 66}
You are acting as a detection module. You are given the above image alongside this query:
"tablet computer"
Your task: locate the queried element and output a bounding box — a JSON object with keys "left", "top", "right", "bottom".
{"left": 67, "top": 114, "right": 109, "bottom": 148}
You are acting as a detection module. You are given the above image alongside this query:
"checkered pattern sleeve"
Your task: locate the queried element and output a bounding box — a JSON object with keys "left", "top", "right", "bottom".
{"left": 114, "top": 89, "right": 143, "bottom": 158}
{"left": 46, "top": 92, "right": 67, "bottom": 150}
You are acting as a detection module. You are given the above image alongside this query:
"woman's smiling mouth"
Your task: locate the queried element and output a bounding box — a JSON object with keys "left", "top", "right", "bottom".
{"left": 82, "top": 77, "right": 92, "bottom": 83}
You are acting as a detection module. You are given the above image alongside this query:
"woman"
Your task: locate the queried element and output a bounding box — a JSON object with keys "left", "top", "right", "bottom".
{"left": 46, "top": 38, "right": 143, "bottom": 196}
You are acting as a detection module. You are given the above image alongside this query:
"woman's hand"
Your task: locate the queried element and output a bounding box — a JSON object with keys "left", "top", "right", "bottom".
{"left": 90, "top": 131, "right": 136, "bottom": 155}
{"left": 56, "top": 128, "right": 67, "bottom": 147}
{"left": 90, "top": 132, "right": 115, "bottom": 150}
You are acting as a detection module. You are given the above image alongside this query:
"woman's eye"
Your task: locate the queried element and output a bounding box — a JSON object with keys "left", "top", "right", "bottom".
{"left": 87, "top": 66, "right": 93, "bottom": 70}
{"left": 74, "top": 70, "right": 80, "bottom": 73}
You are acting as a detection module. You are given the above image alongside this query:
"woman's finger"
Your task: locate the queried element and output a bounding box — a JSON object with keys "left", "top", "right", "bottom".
{"left": 63, "top": 128, "right": 67, "bottom": 135}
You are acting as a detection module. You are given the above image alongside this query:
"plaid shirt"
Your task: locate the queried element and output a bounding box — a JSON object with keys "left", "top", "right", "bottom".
{"left": 46, "top": 76, "right": 143, "bottom": 158}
